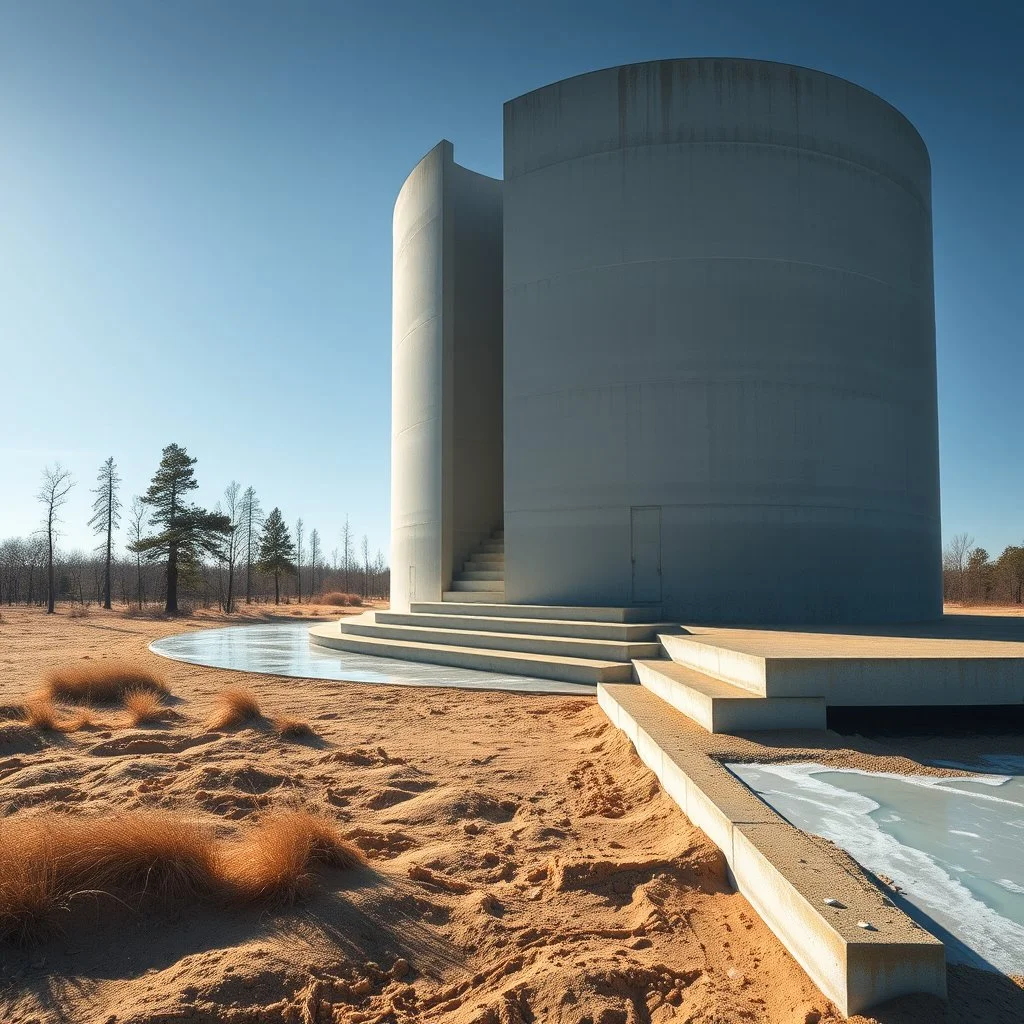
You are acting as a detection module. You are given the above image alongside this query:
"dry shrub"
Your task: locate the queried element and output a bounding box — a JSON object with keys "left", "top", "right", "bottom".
{"left": 44, "top": 661, "right": 169, "bottom": 705}
{"left": 67, "top": 604, "right": 89, "bottom": 619}
{"left": 22, "top": 696, "right": 61, "bottom": 732}
{"left": 274, "top": 716, "right": 316, "bottom": 740}
{"left": 125, "top": 689, "right": 168, "bottom": 726}
{"left": 0, "top": 812, "right": 218, "bottom": 943}
{"left": 220, "top": 810, "right": 362, "bottom": 904}
{"left": 208, "top": 687, "right": 262, "bottom": 730}
{"left": 0, "top": 809, "right": 359, "bottom": 942}
{"left": 318, "top": 592, "right": 363, "bottom": 607}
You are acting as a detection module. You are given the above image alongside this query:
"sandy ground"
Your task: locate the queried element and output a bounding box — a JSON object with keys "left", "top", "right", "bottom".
{"left": 0, "top": 605, "right": 1021, "bottom": 1023}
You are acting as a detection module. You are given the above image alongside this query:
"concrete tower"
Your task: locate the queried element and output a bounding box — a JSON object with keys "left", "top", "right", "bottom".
{"left": 502, "top": 59, "right": 941, "bottom": 623}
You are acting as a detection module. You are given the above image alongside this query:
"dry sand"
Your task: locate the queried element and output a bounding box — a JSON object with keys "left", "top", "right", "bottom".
{"left": 0, "top": 604, "right": 1021, "bottom": 1023}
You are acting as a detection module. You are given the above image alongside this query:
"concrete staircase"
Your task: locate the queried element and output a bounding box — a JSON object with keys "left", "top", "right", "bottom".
{"left": 444, "top": 528, "right": 505, "bottom": 602}
{"left": 309, "top": 600, "right": 668, "bottom": 686}
{"left": 631, "top": 631, "right": 826, "bottom": 733}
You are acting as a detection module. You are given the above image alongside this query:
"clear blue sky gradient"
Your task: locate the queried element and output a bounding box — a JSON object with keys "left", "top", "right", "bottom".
{"left": 1, "top": 1, "right": 1021, "bottom": 561}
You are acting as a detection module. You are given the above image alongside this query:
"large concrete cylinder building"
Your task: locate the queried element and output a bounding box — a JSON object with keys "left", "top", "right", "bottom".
{"left": 503, "top": 59, "right": 940, "bottom": 623}
{"left": 391, "top": 58, "right": 942, "bottom": 624}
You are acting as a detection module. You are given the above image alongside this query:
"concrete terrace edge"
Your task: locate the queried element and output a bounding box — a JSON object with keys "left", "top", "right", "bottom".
{"left": 597, "top": 682, "right": 946, "bottom": 1017}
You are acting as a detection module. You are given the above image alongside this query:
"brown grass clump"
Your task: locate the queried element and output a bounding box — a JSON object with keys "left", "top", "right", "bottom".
{"left": 0, "top": 812, "right": 218, "bottom": 943}
{"left": 125, "top": 688, "right": 169, "bottom": 726}
{"left": 318, "top": 591, "right": 363, "bottom": 607}
{"left": 220, "top": 810, "right": 363, "bottom": 904}
{"left": 208, "top": 687, "right": 262, "bottom": 730}
{"left": 44, "top": 661, "right": 169, "bottom": 705}
{"left": 22, "top": 696, "right": 62, "bottom": 732}
{"left": 274, "top": 716, "right": 316, "bottom": 740}
{"left": 0, "top": 810, "right": 359, "bottom": 942}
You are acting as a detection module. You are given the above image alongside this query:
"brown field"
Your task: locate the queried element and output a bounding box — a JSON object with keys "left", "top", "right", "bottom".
{"left": 0, "top": 604, "right": 1021, "bottom": 1023}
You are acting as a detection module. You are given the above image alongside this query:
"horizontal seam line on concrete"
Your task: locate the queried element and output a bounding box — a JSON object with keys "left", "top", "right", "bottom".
{"left": 508, "top": 138, "right": 929, "bottom": 211}
{"left": 505, "top": 254, "right": 928, "bottom": 300}
{"left": 505, "top": 377, "right": 937, "bottom": 406}
{"left": 504, "top": 501, "right": 940, "bottom": 520}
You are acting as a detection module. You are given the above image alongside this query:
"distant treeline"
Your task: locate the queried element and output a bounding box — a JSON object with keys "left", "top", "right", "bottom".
{"left": 1, "top": 444, "right": 389, "bottom": 613}
{"left": 943, "top": 533, "right": 1024, "bottom": 605}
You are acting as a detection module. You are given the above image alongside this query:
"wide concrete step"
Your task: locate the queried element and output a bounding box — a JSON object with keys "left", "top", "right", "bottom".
{"left": 660, "top": 633, "right": 767, "bottom": 695}
{"left": 310, "top": 630, "right": 631, "bottom": 684}
{"left": 415, "top": 601, "right": 662, "bottom": 623}
{"left": 442, "top": 591, "right": 506, "bottom": 603}
{"left": 479, "top": 542, "right": 504, "bottom": 554}
{"left": 449, "top": 580, "right": 505, "bottom": 592}
{"left": 340, "top": 619, "right": 659, "bottom": 661}
{"left": 634, "top": 660, "right": 825, "bottom": 733}
{"left": 377, "top": 610, "right": 666, "bottom": 641}
{"left": 465, "top": 557, "right": 505, "bottom": 570}
{"left": 454, "top": 570, "right": 504, "bottom": 582}
{"left": 596, "top": 682, "right": 946, "bottom": 1015}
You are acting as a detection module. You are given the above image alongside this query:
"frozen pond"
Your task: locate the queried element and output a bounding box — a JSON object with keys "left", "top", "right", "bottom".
{"left": 151, "top": 621, "right": 593, "bottom": 695}
{"left": 729, "top": 758, "right": 1024, "bottom": 975}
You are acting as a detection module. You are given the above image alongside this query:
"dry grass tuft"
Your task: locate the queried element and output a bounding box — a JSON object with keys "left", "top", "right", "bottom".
{"left": 67, "top": 604, "right": 89, "bottom": 619}
{"left": 44, "top": 661, "right": 169, "bottom": 705}
{"left": 274, "top": 716, "right": 316, "bottom": 740}
{"left": 208, "top": 687, "right": 263, "bottom": 730}
{"left": 23, "top": 696, "right": 62, "bottom": 732}
{"left": 0, "top": 812, "right": 218, "bottom": 942}
{"left": 0, "top": 810, "right": 360, "bottom": 941}
{"left": 125, "top": 689, "right": 168, "bottom": 726}
{"left": 220, "top": 810, "right": 363, "bottom": 904}
{"left": 318, "top": 591, "right": 363, "bottom": 607}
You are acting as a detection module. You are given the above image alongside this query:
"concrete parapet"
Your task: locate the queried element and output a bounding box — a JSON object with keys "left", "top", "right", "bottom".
{"left": 597, "top": 682, "right": 946, "bottom": 1016}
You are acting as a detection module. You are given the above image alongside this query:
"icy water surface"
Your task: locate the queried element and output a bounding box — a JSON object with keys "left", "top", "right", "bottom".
{"left": 729, "top": 758, "right": 1024, "bottom": 975}
{"left": 151, "top": 621, "right": 592, "bottom": 695}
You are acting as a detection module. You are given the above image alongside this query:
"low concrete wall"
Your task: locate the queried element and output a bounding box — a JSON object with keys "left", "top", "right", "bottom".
{"left": 598, "top": 682, "right": 946, "bottom": 1016}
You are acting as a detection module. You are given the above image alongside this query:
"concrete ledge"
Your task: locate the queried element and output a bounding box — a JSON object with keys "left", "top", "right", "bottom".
{"left": 415, "top": 602, "right": 662, "bottom": 623}
{"left": 659, "top": 634, "right": 768, "bottom": 694}
{"left": 635, "top": 659, "right": 826, "bottom": 733}
{"left": 597, "top": 682, "right": 946, "bottom": 1016}
{"left": 309, "top": 622, "right": 628, "bottom": 684}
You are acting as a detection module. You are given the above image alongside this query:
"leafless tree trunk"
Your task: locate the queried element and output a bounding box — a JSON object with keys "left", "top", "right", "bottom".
{"left": 222, "top": 481, "right": 243, "bottom": 613}
{"left": 294, "top": 518, "right": 304, "bottom": 602}
{"left": 341, "top": 516, "right": 353, "bottom": 594}
{"left": 37, "top": 464, "right": 74, "bottom": 614}
{"left": 309, "top": 528, "right": 321, "bottom": 598}
{"left": 128, "top": 497, "right": 147, "bottom": 609}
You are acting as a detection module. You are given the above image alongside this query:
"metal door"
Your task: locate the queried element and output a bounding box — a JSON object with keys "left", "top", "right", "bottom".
{"left": 631, "top": 506, "right": 662, "bottom": 603}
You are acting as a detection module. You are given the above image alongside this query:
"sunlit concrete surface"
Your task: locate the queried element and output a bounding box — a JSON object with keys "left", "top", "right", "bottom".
{"left": 502, "top": 58, "right": 940, "bottom": 624}
{"left": 730, "top": 759, "right": 1024, "bottom": 976}
{"left": 150, "top": 623, "right": 593, "bottom": 695}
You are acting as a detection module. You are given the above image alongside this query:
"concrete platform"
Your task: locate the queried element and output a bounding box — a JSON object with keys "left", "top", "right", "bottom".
{"left": 634, "top": 659, "right": 826, "bottom": 733}
{"left": 309, "top": 621, "right": 634, "bottom": 684}
{"left": 665, "top": 621, "right": 1024, "bottom": 706}
{"left": 598, "top": 681, "right": 947, "bottom": 1016}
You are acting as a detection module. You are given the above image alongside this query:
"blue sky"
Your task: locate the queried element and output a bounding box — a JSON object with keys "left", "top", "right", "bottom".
{"left": 1, "top": 0, "right": 1021, "bottom": 561}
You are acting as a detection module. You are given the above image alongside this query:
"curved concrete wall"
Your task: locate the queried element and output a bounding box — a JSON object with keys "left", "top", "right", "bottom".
{"left": 391, "top": 141, "right": 502, "bottom": 611}
{"left": 502, "top": 59, "right": 941, "bottom": 623}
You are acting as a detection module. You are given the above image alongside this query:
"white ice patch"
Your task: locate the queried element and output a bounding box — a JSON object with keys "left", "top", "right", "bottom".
{"left": 729, "top": 761, "right": 1024, "bottom": 975}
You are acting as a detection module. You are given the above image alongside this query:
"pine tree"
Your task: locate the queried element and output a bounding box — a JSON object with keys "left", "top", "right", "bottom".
{"left": 130, "top": 444, "right": 232, "bottom": 613}
{"left": 257, "top": 507, "right": 295, "bottom": 605}
{"left": 88, "top": 457, "right": 121, "bottom": 610}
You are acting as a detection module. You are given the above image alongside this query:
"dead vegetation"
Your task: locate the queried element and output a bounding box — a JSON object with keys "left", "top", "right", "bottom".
{"left": 318, "top": 592, "right": 363, "bottom": 607}
{"left": 273, "top": 716, "right": 316, "bottom": 740}
{"left": 208, "top": 687, "right": 263, "bottom": 730}
{"left": 0, "top": 809, "right": 361, "bottom": 943}
{"left": 43, "top": 661, "right": 169, "bottom": 705}
{"left": 124, "top": 689, "right": 170, "bottom": 726}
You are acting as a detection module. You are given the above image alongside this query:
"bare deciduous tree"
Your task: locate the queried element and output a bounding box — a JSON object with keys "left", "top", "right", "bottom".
{"left": 127, "top": 497, "right": 147, "bottom": 609}
{"left": 222, "top": 481, "right": 243, "bottom": 613}
{"left": 88, "top": 456, "right": 122, "bottom": 610}
{"left": 37, "top": 464, "right": 74, "bottom": 614}
{"left": 294, "top": 518, "right": 304, "bottom": 602}
{"left": 309, "top": 528, "right": 321, "bottom": 597}
{"left": 241, "top": 486, "right": 262, "bottom": 604}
